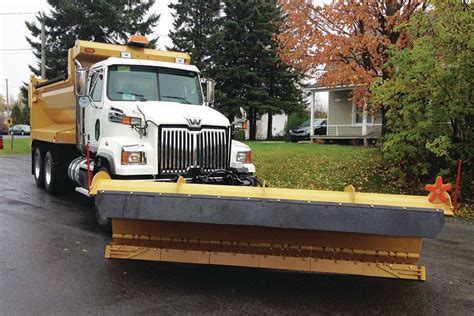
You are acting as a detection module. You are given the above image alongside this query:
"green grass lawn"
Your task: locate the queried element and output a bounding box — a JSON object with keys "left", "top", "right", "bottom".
{"left": 0, "top": 138, "right": 471, "bottom": 218}
{"left": 246, "top": 141, "right": 473, "bottom": 219}
{"left": 0, "top": 138, "right": 391, "bottom": 193}
{"left": 246, "top": 141, "right": 392, "bottom": 193}
{"left": 0, "top": 137, "right": 31, "bottom": 156}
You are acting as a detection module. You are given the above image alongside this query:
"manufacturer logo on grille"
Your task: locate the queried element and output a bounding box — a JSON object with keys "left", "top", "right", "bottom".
{"left": 186, "top": 117, "right": 202, "bottom": 127}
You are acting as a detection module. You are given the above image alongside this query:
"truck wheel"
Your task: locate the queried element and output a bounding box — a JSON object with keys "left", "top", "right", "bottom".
{"left": 33, "top": 148, "right": 45, "bottom": 188}
{"left": 94, "top": 166, "right": 112, "bottom": 232}
{"left": 44, "top": 150, "right": 65, "bottom": 194}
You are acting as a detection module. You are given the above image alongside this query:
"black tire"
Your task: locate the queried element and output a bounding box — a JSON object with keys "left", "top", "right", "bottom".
{"left": 94, "top": 166, "right": 112, "bottom": 232}
{"left": 33, "top": 148, "right": 45, "bottom": 188}
{"left": 44, "top": 150, "right": 67, "bottom": 194}
{"left": 44, "top": 149, "right": 76, "bottom": 194}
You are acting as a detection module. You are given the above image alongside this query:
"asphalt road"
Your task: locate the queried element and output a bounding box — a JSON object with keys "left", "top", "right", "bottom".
{"left": 0, "top": 155, "right": 473, "bottom": 315}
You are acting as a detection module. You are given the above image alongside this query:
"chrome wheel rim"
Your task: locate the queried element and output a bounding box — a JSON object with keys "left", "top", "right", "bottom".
{"left": 45, "top": 157, "right": 52, "bottom": 185}
{"left": 34, "top": 152, "right": 41, "bottom": 179}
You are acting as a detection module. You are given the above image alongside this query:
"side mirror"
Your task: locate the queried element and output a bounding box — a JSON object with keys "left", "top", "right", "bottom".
{"left": 231, "top": 107, "right": 248, "bottom": 133}
{"left": 205, "top": 79, "right": 215, "bottom": 106}
{"left": 75, "top": 68, "right": 87, "bottom": 97}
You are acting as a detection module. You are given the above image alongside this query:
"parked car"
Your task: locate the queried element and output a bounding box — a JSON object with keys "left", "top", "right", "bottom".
{"left": 0, "top": 134, "right": 3, "bottom": 150}
{"left": 289, "top": 119, "right": 327, "bottom": 142}
{"left": 9, "top": 124, "right": 31, "bottom": 136}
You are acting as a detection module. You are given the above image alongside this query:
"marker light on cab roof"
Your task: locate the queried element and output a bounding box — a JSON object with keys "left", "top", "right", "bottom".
{"left": 120, "top": 51, "right": 132, "bottom": 59}
{"left": 127, "top": 34, "right": 149, "bottom": 48}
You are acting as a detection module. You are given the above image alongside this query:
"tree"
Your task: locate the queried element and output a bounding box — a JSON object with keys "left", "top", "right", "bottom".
{"left": 211, "top": 0, "right": 303, "bottom": 140}
{"left": 278, "top": 0, "right": 427, "bottom": 135}
{"left": 168, "top": 0, "right": 221, "bottom": 74}
{"left": 11, "top": 102, "right": 24, "bottom": 125}
{"left": 0, "top": 94, "right": 5, "bottom": 114}
{"left": 22, "top": 105, "right": 30, "bottom": 125}
{"left": 372, "top": 0, "right": 474, "bottom": 199}
{"left": 25, "top": 0, "right": 160, "bottom": 79}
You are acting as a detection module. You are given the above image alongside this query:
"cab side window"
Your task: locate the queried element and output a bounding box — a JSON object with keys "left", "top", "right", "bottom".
{"left": 90, "top": 70, "right": 104, "bottom": 102}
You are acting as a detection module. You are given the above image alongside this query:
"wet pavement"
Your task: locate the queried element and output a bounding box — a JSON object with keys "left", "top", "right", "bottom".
{"left": 0, "top": 155, "right": 473, "bottom": 315}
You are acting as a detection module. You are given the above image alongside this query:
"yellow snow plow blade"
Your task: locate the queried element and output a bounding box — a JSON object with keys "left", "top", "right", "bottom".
{"left": 90, "top": 172, "right": 450, "bottom": 281}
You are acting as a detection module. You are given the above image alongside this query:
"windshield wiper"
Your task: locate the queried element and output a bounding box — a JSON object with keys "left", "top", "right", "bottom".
{"left": 115, "top": 91, "right": 147, "bottom": 101}
{"left": 162, "top": 95, "right": 191, "bottom": 104}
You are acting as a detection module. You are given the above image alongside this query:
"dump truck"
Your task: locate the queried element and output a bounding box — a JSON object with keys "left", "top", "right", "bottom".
{"left": 30, "top": 36, "right": 452, "bottom": 281}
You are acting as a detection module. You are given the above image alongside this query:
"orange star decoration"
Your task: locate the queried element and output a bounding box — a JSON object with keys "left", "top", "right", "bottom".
{"left": 425, "top": 176, "right": 452, "bottom": 204}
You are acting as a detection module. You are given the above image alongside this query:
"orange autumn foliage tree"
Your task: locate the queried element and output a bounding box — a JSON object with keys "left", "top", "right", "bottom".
{"left": 278, "top": 0, "right": 426, "bottom": 133}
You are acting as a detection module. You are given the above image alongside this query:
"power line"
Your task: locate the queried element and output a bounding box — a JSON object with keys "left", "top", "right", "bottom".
{"left": 150, "top": 33, "right": 171, "bottom": 37}
{"left": 0, "top": 12, "right": 37, "bottom": 15}
{"left": 0, "top": 51, "right": 34, "bottom": 55}
{"left": 0, "top": 49, "right": 34, "bottom": 51}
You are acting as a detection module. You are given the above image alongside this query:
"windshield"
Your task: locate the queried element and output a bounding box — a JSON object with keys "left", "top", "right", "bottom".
{"left": 107, "top": 65, "right": 203, "bottom": 105}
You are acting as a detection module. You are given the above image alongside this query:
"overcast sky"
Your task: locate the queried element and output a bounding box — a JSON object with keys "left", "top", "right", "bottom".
{"left": 0, "top": 0, "right": 329, "bottom": 104}
{"left": 0, "top": 0, "right": 175, "bottom": 99}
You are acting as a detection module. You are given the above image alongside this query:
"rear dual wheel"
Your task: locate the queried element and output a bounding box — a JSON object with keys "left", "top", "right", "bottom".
{"left": 34, "top": 148, "right": 69, "bottom": 194}
{"left": 33, "top": 148, "right": 45, "bottom": 188}
{"left": 44, "top": 151, "right": 60, "bottom": 194}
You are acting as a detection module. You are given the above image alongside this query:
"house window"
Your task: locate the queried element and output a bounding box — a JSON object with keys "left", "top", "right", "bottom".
{"left": 353, "top": 103, "right": 374, "bottom": 124}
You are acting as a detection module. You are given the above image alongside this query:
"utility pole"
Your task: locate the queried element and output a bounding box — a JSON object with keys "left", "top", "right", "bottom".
{"left": 41, "top": 12, "right": 46, "bottom": 79}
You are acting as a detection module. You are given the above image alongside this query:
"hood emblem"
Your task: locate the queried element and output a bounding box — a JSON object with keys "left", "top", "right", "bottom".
{"left": 186, "top": 116, "right": 202, "bottom": 128}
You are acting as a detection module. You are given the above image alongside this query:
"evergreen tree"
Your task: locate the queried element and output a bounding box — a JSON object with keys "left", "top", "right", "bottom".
{"left": 211, "top": 0, "right": 302, "bottom": 140}
{"left": 25, "top": 0, "right": 160, "bottom": 79}
{"left": 168, "top": 0, "right": 221, "bottom": 74}
{"left": 22, "top": 105, "right": 30, "bottom": 125}
{"left": 11, "top": 102, "right": 24, "bottom": 125}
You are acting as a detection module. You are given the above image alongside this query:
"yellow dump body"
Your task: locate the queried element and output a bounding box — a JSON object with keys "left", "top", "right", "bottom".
{"left": 29, "top": 40, "right": 191, "bottom": 145}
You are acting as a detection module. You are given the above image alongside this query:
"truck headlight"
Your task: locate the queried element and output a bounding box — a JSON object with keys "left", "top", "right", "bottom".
{"left": 121, "top": 150, "right": 146, "bottom": 165}
{"left": 236, "top": 151, "right": 252, "bottom": 163}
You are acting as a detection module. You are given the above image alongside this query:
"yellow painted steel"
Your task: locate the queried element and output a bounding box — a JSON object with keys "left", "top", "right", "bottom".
{"left": 90, "top": 173, "right": 445, "bottom": 280}
{"left": 29, "top": 49, "right": 76, "bottom": 145}
{"left": 73, "top": 40, "right": 191, "bottom": 67}
{"left": 90, "top": 172, "right": 453, "bottom": 216}
{"left": 29, "top": 40, "right": 192, "bottom": 145}
{"left": 105, "top": 218, "right": 426, "bottom": 281}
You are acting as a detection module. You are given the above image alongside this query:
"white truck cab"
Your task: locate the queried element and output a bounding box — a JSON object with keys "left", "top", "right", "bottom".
{"left": 75, "top": 54, "right": 255, "bottom": 184}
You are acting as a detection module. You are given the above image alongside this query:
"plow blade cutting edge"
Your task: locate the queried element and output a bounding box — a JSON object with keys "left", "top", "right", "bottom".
{"left": 90, "top": 172, "right": 448, "bottom": 281}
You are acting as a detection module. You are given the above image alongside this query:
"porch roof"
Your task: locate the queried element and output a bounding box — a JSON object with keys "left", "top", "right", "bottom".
{"left": 304, "top": 84, "right": 356, "bottom": 93}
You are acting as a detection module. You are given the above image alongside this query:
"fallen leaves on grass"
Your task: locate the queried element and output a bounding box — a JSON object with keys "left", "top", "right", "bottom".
{"left": 247, "top": 141, "right": 472, "bottom": 218}
{"left": 248, "top": 142, "right": 390, "bottom": 194}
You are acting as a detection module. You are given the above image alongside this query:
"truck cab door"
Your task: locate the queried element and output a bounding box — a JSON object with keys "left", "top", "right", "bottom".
{"left": 85, "top": 68, "right": 104, "bottom": 150}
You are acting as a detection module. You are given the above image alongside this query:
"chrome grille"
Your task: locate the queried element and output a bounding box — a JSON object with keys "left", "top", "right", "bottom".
{"left": 159, "top": 127, "right": 230, "bottom": 174}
